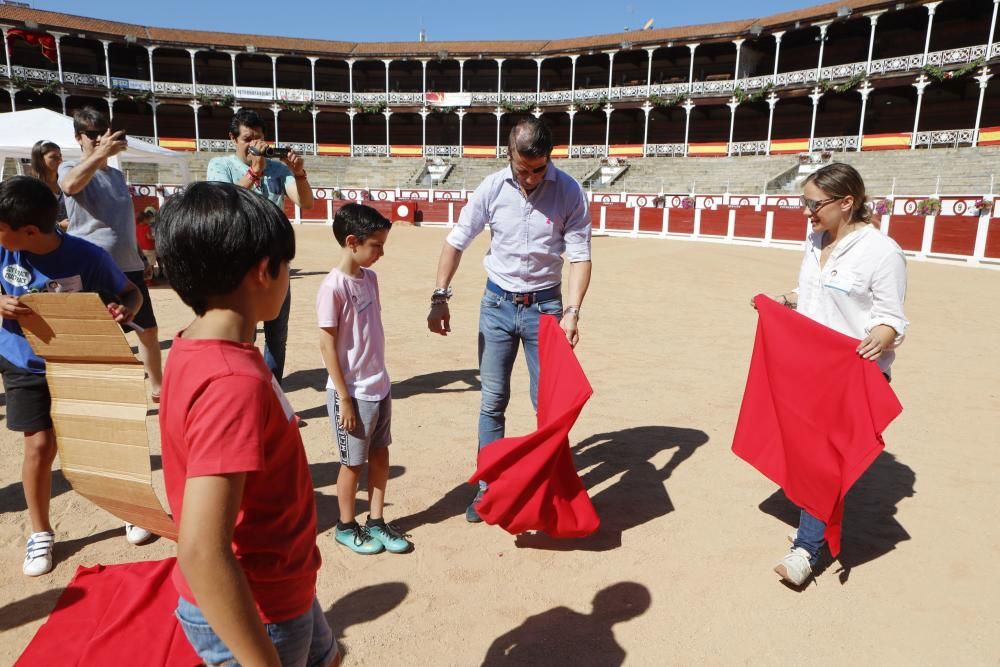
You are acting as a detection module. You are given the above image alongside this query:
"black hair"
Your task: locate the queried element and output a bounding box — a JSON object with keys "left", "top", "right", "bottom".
{"left": 508, "top": 117, "right": 553, "bottom": 159}
{"left": 72, "top": 106, "right": 108, "bottom": 136}
{"left": 154, "top": 182, "right": 295, "bottom": 316}
{"left": 332, "top": 203, "right": 391, "bottom": 247}
{"left": 229, "top": 108, "right": 265, "bottom": 138}
{"left": 0, "top": 176, "right": 59, "bottom": 233}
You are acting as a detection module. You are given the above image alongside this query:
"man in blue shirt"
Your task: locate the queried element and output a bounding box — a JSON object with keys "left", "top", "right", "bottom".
{"left": 206, "top": 109, "right": 314, "bottom": 384}
{"left": 427, "top": 118, "right": 593, "bottom": 522}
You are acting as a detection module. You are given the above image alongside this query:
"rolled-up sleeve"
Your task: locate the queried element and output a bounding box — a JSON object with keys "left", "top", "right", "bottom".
{"left": 563, "top": 182, "right": 592, "bottom": 262}
{"left": 866, "top": 248, "right": 908, "bottom": 346}
{"left": 446, "top": 179, "right": 490, "bottom": 251}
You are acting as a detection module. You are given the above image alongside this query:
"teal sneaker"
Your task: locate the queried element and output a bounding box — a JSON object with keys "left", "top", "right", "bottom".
{"left": 366, "top": 521, "right": 412, "bottom": 554}
{"left": 334, "top": 524, "right": 384, "bottom": 555}
{"left": 465, "top": 483, "right": 485, "bottom": 523}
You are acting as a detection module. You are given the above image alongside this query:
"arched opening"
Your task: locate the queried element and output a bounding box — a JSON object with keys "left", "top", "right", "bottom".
{"left": 613, "top": 49, "right": 648, "bottom": 88}
{"left": 814, "top": 91, "right": 863, "bottom": 138}
{"left": 650, "top": 45, "right": 691, "bottom": 86}
{"left": 151, "top": 47, "right": 192, "bottom": 85}
{"left": 235, "top": 54, "right": 274, "bottom": 89}
{"left": 354, "top": 112, "right": 387, "bottom": 146}
{"left": 13, "top": 90, "right": 62, "bottom": 113}
{"left": 864, "top": 83, "right": 918, "bottom": 134}
{"left": 692, "top": 42, "right": 738, "bottom": 82}
{"left": 315, "top": 59, "right": 349, "bottom": 94}
{"left": 499, "top": 112, "right": 535, "bottom": 144}
{"left": 647, "top": 106, "right": 686, "bottom": 144}
{"left": 461, "top": 112, "right": 498, "bottom": 147}
{"left": 687, "top": 103, "right": 730, "bottom": 143}
{"left": 540, "top": 57, "right": 572, "bottom": 92}
{"left": 575, "top": 53, "right": 611, "bottom": 92}
{"left": 277, "top": 110, "right": 313, "bottom": 144}
{"left": 388, "top": 60, "right": 422, "bottom": 93}
{"left": 157, "top": 103, "right": 195, "bottom": 140}
{"left": 770, "top": 94, "right": 812, "bottom": 140}
{"left": 197, "top": 105, "right": 235, "bottom": 143}
{"left": 110, "top": 98, "right": 155, "bottom": 137}
{"left": 316, "top": 111, "right": 350, "bottom": 145}
{"left": 425, "top": 112, "right": 460, "bottom": 145}
{"left": 425, "top": 59, "right": 460, "bottom": 92}
{"left": 540, "top": 111, "right": 571, "bottom": 146}
{"left": 776, "top": 26, "right": 821, "bottom": 75}
{"left": 572, "top": 109, "right": 606, "bottom": 146}
{"left": 193, "top": 50, "right": 233, "bottom": 87}
{"left": 929, "top": 0, "right": 997, "bottom": 51}
{"left": 822, "top": 15, "right": 872, "bottom": 67}
{"left": 66, "top": 95, "right": 110, "bottom": 120}
{"left": 733, "top": 101, "right": 770, "bottom": 142}
{"left": 609, "top": 108, "right": 644, "bottom": 144}
{"left": 503, "top": 59, "right": 537, "bottom": 93}
{"left": 871, "top": 6, "right": 931, "bottom": 60}
{"left": 59, "top": 36, "right": 104, "bottom": 76}
{"left": 353, "top": 60, "right": 387, "bottom": 93}
{"left": 276, "top": 56, "right": 312, "bottom": 93}
{"left": 108, "top": 42, "right": 150, "bottom": 81}
{"left": 389, "top": 112, "right": 422, "bottom": 146}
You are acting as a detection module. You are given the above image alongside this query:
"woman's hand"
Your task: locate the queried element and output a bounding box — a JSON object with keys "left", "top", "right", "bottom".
{"left": 857, "top": 324, "right": 897, "bottom": 360}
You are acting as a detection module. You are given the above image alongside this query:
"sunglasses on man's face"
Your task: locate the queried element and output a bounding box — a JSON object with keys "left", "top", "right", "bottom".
{"left": 799, "top": 195, "right": 844, "bottom": 214}
{"left": 81, "top": 129, "right": 107, "bottom": 141}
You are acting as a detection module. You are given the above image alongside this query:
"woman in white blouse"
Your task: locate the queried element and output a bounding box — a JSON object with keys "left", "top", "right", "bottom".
{"left": 762, "top": 162, "right": 908, "bottom": 587}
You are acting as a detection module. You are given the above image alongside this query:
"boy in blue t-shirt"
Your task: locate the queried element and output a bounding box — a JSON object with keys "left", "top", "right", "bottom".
{"left": 0, "top": 176, "right": 142, "bottom": 577}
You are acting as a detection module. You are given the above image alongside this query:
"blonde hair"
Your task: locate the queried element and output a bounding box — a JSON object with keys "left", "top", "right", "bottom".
{"left": 803, "top": 163, "right": 871, "bottom": 224}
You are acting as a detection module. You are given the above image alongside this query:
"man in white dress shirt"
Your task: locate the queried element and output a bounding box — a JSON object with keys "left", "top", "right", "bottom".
{"left": 427, "top": 118, "right": 593, "bottom": 522}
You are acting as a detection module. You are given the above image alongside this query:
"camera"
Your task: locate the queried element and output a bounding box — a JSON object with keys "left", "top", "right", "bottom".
{"left": 248, "top": 146, "right": 290, "bottom": 158}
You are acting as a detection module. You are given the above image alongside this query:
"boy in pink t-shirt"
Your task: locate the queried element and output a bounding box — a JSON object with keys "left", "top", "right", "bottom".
{"left": 157, "top": 182, "right": 338, "bottom": 666}
{"left": 317, "top": 203, "right": 410, "bottom": 555}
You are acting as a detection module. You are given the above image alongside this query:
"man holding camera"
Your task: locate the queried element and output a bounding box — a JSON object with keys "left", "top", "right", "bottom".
{"left": 207, "top": 109, "right": 314, "bottom": 384}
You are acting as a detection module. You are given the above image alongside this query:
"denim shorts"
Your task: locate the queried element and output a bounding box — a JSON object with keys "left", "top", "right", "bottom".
{"left": 175, "top": 596, "right": 336, "bottom": 667}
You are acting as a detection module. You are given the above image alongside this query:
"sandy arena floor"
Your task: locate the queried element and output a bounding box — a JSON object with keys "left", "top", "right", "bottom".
{"left": 1, "top": 224, "right": 998, "bottom": 665}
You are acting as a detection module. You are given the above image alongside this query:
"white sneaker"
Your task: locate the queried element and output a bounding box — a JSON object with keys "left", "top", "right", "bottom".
{"left": 787, "top": 529, "right": 798, "bottom": 544}
{"left": 23, "top": 531, "right": 55, "bottom": 577}
{"left": 774, "top": 547, "right": 813, "bottom": 586}
{"left": 124, "top": 523, "right": 153, "bottom": 545}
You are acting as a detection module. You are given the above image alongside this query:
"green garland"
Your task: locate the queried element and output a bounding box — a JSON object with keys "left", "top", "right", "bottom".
{"left": 648, "top": 92, "right": 690, "bottom": 108}
{"left": 278, "top": 100, "right": 313, "bottom": 114}
{"left": 10, "top": 76, "right": 62, "bottom": 96}
{"left": 499, "top": 100, "right": 535, "bottom": 113}
{"left": 817, "top": 73, "right": 866, "bottom": 95}
{"left": 732, "top": 83, "right": 774, "bottom": 104}
{"left": 576, "top": 95, "right": 609, "bottom": 112}
{"left": 355, "top": 101, "right": 387, "bottom": 114}
{"left": 112, "top": 88, "right": 153, "bottom": 104}
{"left": 195, "top": 93, "right": 236, "bottom": 108}
{"left": 922, "top": 57, "right": 985, "bottom": 82}
{"left": 430, "top": 105, "right": 456, "bottom": 114}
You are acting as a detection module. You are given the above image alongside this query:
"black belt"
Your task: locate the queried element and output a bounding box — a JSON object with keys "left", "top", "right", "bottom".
{"left": 485, "top": 279, "right": 561, "bottom": 306}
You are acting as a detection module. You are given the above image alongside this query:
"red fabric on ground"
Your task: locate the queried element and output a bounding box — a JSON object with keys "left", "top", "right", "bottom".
{"left": 16, "top": 558, "right": 200, "bottom": 666}
{"left": 470, "top": 315, "right": 599, "bottom": 538}
{"left": 732, "top": 295, "right": 902, "bottom": 556}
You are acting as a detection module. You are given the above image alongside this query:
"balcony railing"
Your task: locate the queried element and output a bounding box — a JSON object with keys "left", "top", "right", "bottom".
{"left": 913, "top": 128, "right": 977, "bottom": 148}
{"left": 810, "top": 135, "right": 860, "bottom": 152}
{"left": 3, "top": 40, "right": 997, "bottom": 110}
{"left": 352, "top": 144, "right": 388, "bottom": 156}
{"left": 569, "top": 144, "right": 608, "bottom": 158}
{"left": 425, "top": 145, "right": 463, "bottom": 157}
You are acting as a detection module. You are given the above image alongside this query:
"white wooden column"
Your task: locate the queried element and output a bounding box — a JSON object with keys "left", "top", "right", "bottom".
{"left": 228, "top": 51, "right": 238, "bottom": 97}
{"left": 567, "top": 106, "right": 576, "bottom": 157}
{"left": 732, "top": 38, "right": 744, "bottom": 82}
{"left": 808, "top": 87, "right": 823, "bottom": 150}
{"left": 687, "top": 44, "right": 699, "bottom": 92}
{"left": 457, "top": 108, "right": 466, "bottom": 152}
{"left": 857, "top": 80, "right": 873, "bottom": 150}
{"left": 972, "top": 67, "right": 993, "bottom": 147}
{"left": 100, "top": 40, "right": 112, "bottom": 90}
{"left": 458, "top": 59, "right": 466, "bottom": 93}
{"left": 494, "top": 107, "right": 503, "bottom": 157}
{"left": 347, "top": 59, "right": 354, "bottom": 106}
{"left": 682, "top": 99, "right": 695, "bottom": 157}
{"left": 772, "top": 32, "right": 784, "bottom": 83}
{"left": 727, "top": 97, "right": 739, "bottom": 156}
{"left": 570, "top": 54, "right": 579, "bottom": 101}
{"left": 765, "top": 92, "right": 778, "bottom": 155}
{"left": 988, "top": 0, "right": 999, "bottom": 48}
{"left": 645, "top": 47, "right": 656, "bottom": 97}
{"left": 271, "top": 103, "right": 280, "bottom": 143}
{"left": 270, "top": 54, "right": 278, "bottom": 100}
{"left": 419, "top": 107, "right": 429, "bottom": 155}
{"left": 383, "top": 108, "right": 392, "bottom": 154}
{"left": 186, "top": 48, "right": 199, "bottom": 93}
{"left": 421, "top": 58, "right": 428, "bottom": 101}
{"left": 495, "top": 58, "right": 505, "bottom": 98}
{"left": 534, "top": 57, "right": 544, "bottom": 104}
{"left": 49, "top": 32, "right": 67, "bottom": 84}
{"left": 641, "top": 101, "right": 652, "bottom": 156}
{"left": 603, "top": 103, "right": 613, "bottom": 155}
{"left": 606, "top": 50, "right": 617, "bottom": 97}
{"left": 911, "top": 74, "right": 930, "bottom": 149}
{"left": 347, "top": 109, "right": 356, "bottom": 154}
{"left": 814, "top": 22, "right": 831, "bottom": 81}
{"left": 311, "top": 108, "right": 319, "bottom": 156}
{"left": 190, "top": 100, "right": 201, "bottom": 150}
{"left": 922, "top": 2, "right": 942, "bottom": 66}
{"left": 383, "top": 59, "right": 392, "bottom": 98}
{"left": 865, "top": 12, "right": 884, "bottom": 74}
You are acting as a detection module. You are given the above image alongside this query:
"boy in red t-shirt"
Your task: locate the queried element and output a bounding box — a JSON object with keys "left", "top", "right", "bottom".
{"left": 135, "top": 206, "right": 157, "bottom": 281}
{"left": 156, "top": 182, "right": 338, "bottom": 667}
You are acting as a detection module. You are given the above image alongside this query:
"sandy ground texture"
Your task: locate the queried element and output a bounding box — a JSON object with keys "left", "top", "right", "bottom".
{"left": 1, "top": 225, "right": 999, "bottom": 665}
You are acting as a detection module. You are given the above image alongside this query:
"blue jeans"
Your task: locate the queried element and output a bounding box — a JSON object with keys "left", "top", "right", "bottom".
{"left": 263, "top": 287, "right": 292, "bottom": 383}
{"left": 175, "top": 596, "right": 336, "bottom": 667}
{"left": 477, "top": 289, "right": 563, "bottom": 449}
{"left": 793, "top": 509, "right": 826, "bottom": 567}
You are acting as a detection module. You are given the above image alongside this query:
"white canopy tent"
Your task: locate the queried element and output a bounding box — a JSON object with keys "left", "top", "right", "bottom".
{"left": 0, "top": 108, "right": 190, "bottom": 183}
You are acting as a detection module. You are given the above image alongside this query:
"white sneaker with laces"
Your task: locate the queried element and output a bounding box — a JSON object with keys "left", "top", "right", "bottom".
{"left": 774, "top": 547, "right": 813, "bottom": 586}
{"left": 787, "top": 528, "right": 798, "bottom": 544}
{"left": 23, "top": 531, "right": 55, "bottom": 577}
{"left": 124, "top": 523, "right": 153, "bottom": 545}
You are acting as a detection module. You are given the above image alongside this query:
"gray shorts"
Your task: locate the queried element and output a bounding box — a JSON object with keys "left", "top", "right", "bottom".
{"left": 326, "top": 390, "right": 392, "bottom": 466}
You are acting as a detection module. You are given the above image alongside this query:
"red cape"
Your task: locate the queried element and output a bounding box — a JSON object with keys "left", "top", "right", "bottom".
{"left": 732, "top": 295, "right": 902, "bottom": 556}
{"left": 470, "top": 315, "right": 599, "bottom": 538}
{"left": 17, "top": 558, "right": 200, "bottom": 666}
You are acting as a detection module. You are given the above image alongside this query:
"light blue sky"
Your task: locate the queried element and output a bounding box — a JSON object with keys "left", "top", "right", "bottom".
{"left": 31, "top": 0, "right": 809, "bottom": 42}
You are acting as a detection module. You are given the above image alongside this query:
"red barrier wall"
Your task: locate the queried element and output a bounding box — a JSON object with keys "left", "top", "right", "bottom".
{"left": 887, "top": 215, "right": 925, "bottom": 252}
{"left": 667, "top": 209, "right": 695, "bottom": 234}
{"left": 699, "top": 208, "right": 729, "bottom": 236}
{"left": 603, "top": 205, "right": 633, "bottom": 231}
{"left": 733, "top": 210, "right": 767, "bottom": 239}
{"left": 770, "top": 208, "right": 807, "bottom": 242}
{"left": 419, "top": 201, "right": 452, "bottom": 224}
{"left": 637, "top": 208, "right": 663, "bottom": 233}
{"left": 985, "top": 219, "right": 1000, "bottom": 259}
{"left": 930, "top": 216, "right": 978, "bottom": 256}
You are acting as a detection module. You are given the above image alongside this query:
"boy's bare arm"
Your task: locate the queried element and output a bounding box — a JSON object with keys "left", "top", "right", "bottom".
{"left": 107, "top": 280, "right": 143, "bottom": 323}
{"left": 319, "top": 326, "right": 356, "bottom": 431}
{"left": 177, "top": 473, "right": 281, "bottom": 667}
{"left": 59, "top": 130, "right": 127, "bottom": 195}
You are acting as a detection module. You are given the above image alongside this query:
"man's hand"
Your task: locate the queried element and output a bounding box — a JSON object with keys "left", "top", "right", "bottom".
{"left": 106, "top": 302, "right": 134, "bottom": 324}
{"left": 427, "top": 302, "right": 451, "bottom": 335}
{"left": 95, "top": 129, "right": 128, "bottom": 160}
{"left": 337, "top": 395, "right": 357, "bottom": 433}
{"left": 0, "top": 295, "right": 31, "bottom": 320}
{"left": 283, "top": 148, "right": 306, "bottom": 177}
{"left": 248, "top": 139, "right": 268, "bottom": 175}
{"left": 857, "top": 324, "right": 896, "bottom": 361}
{"left": 560, "top": 312, "right": 579, "bottom": 348}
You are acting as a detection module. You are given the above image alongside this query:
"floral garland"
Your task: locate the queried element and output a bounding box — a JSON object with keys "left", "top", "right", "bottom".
{"left": 973, "top": 197, "right": 994, "bottom": 216}
{"left": 916, "top": 197, "right": 941, "bottom": 216}
{"left": 873, "top": 198, "right": 894, "bottom": 216}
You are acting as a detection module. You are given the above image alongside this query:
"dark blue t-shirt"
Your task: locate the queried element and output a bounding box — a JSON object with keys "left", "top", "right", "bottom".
{"left": 0, "top": 233, "right": 128, "bottom": 373}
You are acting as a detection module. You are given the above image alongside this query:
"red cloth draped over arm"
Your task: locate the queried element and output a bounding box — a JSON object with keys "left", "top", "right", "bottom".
{"left": 469, "top": 315, "right": 599, "bottom": 538}
{"left": 732, "top": 295, "right": 902, "bottom": 556}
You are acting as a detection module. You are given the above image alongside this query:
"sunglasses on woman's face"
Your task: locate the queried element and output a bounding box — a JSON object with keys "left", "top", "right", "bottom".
{"left": 800, "top": 195, "right": 844, "bottom": 214}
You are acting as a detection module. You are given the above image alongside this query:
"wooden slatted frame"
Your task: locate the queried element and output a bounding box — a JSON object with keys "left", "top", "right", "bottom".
{"left": 17, "top": 293, "right": 177, "bottom": 540}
